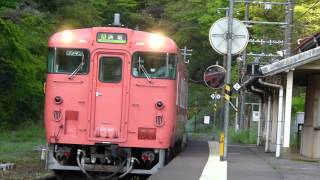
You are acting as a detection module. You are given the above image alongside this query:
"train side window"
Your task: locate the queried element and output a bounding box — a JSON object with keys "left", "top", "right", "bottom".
{"left": 99, "top": 57, "right": 122, "bottom": 83}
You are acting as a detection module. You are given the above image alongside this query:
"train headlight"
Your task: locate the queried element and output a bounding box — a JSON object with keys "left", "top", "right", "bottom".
{"left": 148, "top": 34, "right": 164, "bottom": 49}
{"left": 61, "top": 30, "right": 73, "bottom": 43}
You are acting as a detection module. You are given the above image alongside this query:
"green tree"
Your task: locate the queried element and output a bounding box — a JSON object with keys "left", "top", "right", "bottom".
{"left": 0, "top": 0, "right": 317, "bottom": 129}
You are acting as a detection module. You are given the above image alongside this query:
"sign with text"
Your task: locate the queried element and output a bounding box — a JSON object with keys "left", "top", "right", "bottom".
{"left": 97, "top": 32, "right": 127, "bottom": 44}
{"left": 204, "top": 116, "right": 210, "bottom": 124}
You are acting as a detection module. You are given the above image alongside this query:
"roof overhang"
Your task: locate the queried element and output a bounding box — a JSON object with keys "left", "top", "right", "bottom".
{"left": 260, "top": 46, "right": 320, "bottom": 76}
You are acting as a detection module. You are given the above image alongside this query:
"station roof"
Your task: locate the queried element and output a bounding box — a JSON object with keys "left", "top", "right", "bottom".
{"left": 259, "top": 46, "right": 320, "bottom": 77}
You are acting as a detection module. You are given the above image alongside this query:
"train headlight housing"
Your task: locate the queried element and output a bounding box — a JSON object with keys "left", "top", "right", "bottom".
{"left": 148, "top": 34, "right": 164, "bottom": 49}
{"left": 155, "top": 101, "right": 164, "bottom": 110}
{"left": 61, "top": 30, "right": 73, "bottom": 43}
{"left": 54, "top": 96, "right": 63, "bottom": 104}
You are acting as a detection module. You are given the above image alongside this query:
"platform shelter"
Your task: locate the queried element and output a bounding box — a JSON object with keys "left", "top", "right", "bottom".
{"left": 247, "top": 46, "right": 320, "bottom": 158}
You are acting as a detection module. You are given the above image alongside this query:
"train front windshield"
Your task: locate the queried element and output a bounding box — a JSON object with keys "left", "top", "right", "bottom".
{"left": 47, "top": 48, "right": 90, "bottom": 74}
{"left": 132, "top": 52, "right": 177, "bottom": 79}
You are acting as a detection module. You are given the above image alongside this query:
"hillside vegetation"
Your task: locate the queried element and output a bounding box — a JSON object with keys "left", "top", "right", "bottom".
{"left": 0, "top": 0, "right": 318, "bottom": 129}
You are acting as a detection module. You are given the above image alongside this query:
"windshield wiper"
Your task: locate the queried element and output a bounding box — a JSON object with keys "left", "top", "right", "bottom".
{"left": 138, "top": 56, "right": 152, "bottom": 83}
{"left": 69, "top": 55, "right": 85, "bottom": 80}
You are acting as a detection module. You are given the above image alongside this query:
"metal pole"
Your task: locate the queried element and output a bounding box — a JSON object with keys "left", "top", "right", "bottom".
{"left": 235, "top": 97, "right": 239, "bottom": 131}
{"left": 265, "top": 95, "right": 272, "bottom": 152}
{"left": 241, "top": 20, "right": 287, "bottom": 25}
{"left": 235, "top": 0, "right": 288, "bottom": 5}
{"left": 257, "top": 100, "right": 262, "bottom": 146}
{"left": 284, "top": 0, "right": 293, "bottom": 58}
{"left": 195, "top": 112, "right": 197, "bottom": 132}
{"left": 214, "top": 102, "right": 217, "bottom": 125}
{"left": 222, "top": 0, "right": 234, "bottom": 161}
{"left": 222, "top": 55, "right": 227, "bottom": 130}
{"left": 239, "top": 1, "right": 249, "bottom": 130}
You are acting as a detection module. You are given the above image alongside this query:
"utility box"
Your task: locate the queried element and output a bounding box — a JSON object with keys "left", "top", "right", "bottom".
{"left": 296, "top": 112, "right": 304, "bottom": 149}
{"left": 245, "top": 103, "right": 261, "bottom": 122}
{"left": 252, "top": 104, "right": 261, "bottom": 122}
{"left": 252, "top": 111, "right": 261, "bottom": 122}
{"left": 297, "top": 112, "right": 305, "bottom": 124}
{"left": 246, "top": 63, "right": 260, "bottom": 76}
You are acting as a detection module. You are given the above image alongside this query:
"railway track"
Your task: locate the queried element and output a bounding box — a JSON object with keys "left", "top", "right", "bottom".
{"left": 41, "top": 174, "right": 149, "bottom": 180}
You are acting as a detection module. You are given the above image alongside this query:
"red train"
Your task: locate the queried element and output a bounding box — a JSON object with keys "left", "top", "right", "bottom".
{"left": 43, "top": 15, "right": 188, "bottom": 179}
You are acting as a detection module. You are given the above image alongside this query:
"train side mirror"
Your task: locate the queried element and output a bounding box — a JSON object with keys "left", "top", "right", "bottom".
{"left": 203, "top": 65, "right": 226, "bottom": 89}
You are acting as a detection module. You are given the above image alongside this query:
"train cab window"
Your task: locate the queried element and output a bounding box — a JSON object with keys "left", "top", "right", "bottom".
{"left": 47, "top": 48, "right": 89, "bottom": 74}
{"left": 99, "top": 57, "right": 122, "bottom": 83}
{"left": 132, "top": 52, "right": 177, "bottom": 79}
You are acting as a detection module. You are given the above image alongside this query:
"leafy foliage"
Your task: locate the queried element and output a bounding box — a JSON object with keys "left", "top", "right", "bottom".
{"left": 294, "top": 0, "right": 320, "bottom": 38}
{"left": 229, "top": 128, "right": 257, "bottom": 144}
{"left": 0, "top": 0, "right": 317, "bottom": 129}
{"left": 0, "top": 18, "right": 43, "bottom": 129}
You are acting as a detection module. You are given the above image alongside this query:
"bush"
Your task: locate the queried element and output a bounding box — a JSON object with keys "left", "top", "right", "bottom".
{"left": 229, "top": 128, "right": 257, "bottom": 144}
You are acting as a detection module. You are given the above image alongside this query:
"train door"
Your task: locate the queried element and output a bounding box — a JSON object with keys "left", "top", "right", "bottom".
{"left": 92, "top": 53, "right": 126, "bottom": 140}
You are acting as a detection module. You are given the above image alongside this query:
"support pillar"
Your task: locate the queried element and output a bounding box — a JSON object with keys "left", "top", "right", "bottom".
{"left": 283, "top": 71, "right": 293, "bottom": 148}
{"left": 265, "top": 95, "right": 272, "bottom": 152}
{"left": 270, "top": 92, "right": 278, "bottom": 152}
{"left": 301, "top": 75, "right": 320, "bottom": 158}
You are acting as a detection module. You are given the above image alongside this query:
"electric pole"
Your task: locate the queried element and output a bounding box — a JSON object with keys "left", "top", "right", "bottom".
{"left": 235, "top": 0, "right": 290, "bottom": 132}
{"left": 239, "top": 1, "right": 249, "bottom": 130}
{"left": 285, "top": 0, "right": 294, "bottom": 58}
{"left": 222, "top": 0, "right": 234, "bottom": 161}
{"left": 283, "top": 0, "right": 294, "bottom": 150}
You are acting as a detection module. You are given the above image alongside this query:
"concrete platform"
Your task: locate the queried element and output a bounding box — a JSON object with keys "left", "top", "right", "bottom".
{"left": 228, "top": 144, "right": 282, "bottom": 180}
{"left": 149, "top": 141, "right": 226, "bottom": 180}
{"left": 199, "top": 141, "right": 227, "bottom": 180}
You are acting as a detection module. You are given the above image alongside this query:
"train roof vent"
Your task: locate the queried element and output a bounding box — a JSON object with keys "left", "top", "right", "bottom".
{"left": 109, "top": 13, "right": 124, "bottom": 27}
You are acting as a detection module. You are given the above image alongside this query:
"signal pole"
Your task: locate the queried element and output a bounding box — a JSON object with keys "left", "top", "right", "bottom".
{"left": 222, "top": 0, "right": 234, "bottom": 161}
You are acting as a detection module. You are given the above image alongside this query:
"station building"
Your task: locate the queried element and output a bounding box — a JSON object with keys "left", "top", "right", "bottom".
{"left": 246, "top": 33, "right": 320, "bottom": 158}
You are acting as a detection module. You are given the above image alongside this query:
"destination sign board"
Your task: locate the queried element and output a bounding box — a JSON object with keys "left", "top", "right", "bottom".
{"left": 97, "top": 32, "right": 127, "bottom": 44}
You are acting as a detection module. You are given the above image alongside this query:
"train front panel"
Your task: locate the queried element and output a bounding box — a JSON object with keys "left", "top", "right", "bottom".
{"left": 43, "top": 27, "right": 187, "bottom": 176}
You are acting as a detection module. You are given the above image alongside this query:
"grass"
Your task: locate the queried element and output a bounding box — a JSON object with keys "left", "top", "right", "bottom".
{"left": 229, "top": 128, "right": 257, "bottom": 144}
{"left": 0, "top": 123, "right": 46, "bottom": 162}
{"left": 0, "top": 123, "right": 56, "bottom": 179}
